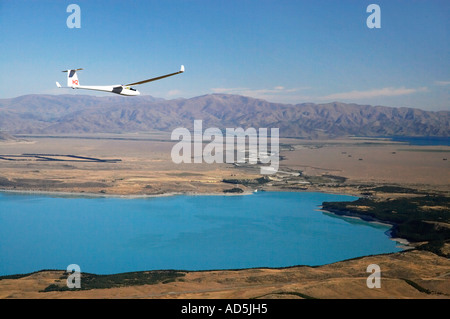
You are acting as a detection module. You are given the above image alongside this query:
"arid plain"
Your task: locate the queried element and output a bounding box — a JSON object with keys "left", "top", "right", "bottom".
{"left": 1, "top": 133, "right": 448, "bottom": 196}
{"left": 0, "top": 133, "right": 449, "bottom": 299}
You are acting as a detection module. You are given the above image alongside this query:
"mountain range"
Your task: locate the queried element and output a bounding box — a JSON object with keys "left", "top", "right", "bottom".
{"left": 0, "top": 94, "right": 448, "bottom": 138}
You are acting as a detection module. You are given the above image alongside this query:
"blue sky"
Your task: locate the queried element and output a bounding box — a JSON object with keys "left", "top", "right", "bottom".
{"left": 0, "top": 0, "right": 448, "bottom": 110}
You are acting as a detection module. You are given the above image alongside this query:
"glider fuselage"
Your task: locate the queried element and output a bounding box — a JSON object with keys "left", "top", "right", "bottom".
{"left": 71, "top": 85, "right": 140, "bottom": 96}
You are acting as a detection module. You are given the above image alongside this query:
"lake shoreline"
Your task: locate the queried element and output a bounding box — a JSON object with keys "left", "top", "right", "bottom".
{"left": 1, "top": 190, "right": 402, "bottom": 277}
{"left": 0, "top": 187, "right": 414, "bottom": 254}
{"left": 0, "top": 188, "right": 255, "bottom": 199}
{"left": 1, "top": 249, "right": 449, "bottom": 299}
{"left": 0, "top": 248, "right": 414, "bottom": 280}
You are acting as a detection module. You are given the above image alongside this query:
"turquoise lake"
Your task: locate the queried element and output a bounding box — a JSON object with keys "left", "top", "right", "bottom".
{"left": 0, "top": 191, "right": 403, "bottom": 276}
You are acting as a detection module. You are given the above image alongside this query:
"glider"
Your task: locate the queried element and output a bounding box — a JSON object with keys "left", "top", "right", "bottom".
{"left": 56, "top": 65, "right": 185, "bottom": 96}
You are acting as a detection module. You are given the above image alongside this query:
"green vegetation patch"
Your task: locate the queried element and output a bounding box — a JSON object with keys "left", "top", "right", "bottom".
{"left": 41, "top": 270, "right": 186, "bottom": 292}
{"left": 401, "top": 278, "right": 433, "bottom": 295}
{"left": 223, "top": 187, "right": 244, "bottom": 193}
{"left": 321, "top": 175, "right": 347, "bottom": 183}
{"left": 252, "top": 291, "right": 317, "bottom": 299}
{"left": 222, "top": 176, "right": 271, "bottom": 186}
{"left": 371, "top": 186, "right": 423, "bottom": 194}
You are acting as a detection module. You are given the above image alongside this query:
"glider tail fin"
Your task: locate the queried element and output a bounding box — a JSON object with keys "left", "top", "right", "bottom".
{"left": 63, "top": 68, "right": 83, "bottom": 87}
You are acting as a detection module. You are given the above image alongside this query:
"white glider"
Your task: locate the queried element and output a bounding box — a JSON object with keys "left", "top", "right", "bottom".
{"left": 56, "top": 65, "right": 185, "bottom": 96}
